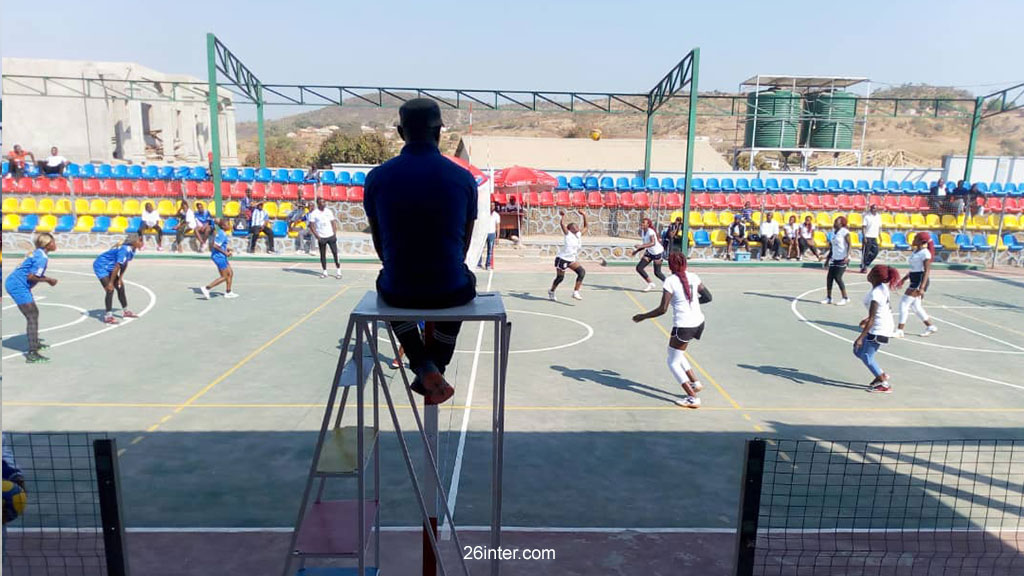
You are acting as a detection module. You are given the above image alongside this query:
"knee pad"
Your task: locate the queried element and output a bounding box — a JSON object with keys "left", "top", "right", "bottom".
{"left": 575, "top": 266, "right": 586, "bottom": 281}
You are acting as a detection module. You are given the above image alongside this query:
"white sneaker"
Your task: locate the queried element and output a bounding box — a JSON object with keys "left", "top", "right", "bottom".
{"left": 921, "top": 325, "right": 938, "bottom": 337}
{"left": 674, "top": 396, "right": 702, "bottom": 409}
{"left": 548, "top": 290, "right": 556, "bottom": 302}
{"left": 690, "top": 381, "right": 704, "bottom": 393}
{"left": 644, "top": 282, "right": 656, "bottom": 292}
{"left": 836, "top": 298, "right": 850, "bottom": 306}
{"left": 224, "top": 292, "right": 239, "bottom": 299}
{"left": 335, "top": 269, "right": 343, "bottom": 279}
{"left": 572, "top": 291, "right": 583, "bottom": 301}
{"left": 319, "top": 271, "right": 328, "bottom": 279}
{"left": 200, "top": 286, "right": 210, "bottom": 300}
{"left": 893, "top": 329, "right": 905, "bottom": 339}
{"left": 820, "top": 298, "right": 832, "bottom": 305}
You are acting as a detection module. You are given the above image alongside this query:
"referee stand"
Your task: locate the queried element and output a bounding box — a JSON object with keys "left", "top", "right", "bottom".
{"left": 283, "top": 291, "right": 511, "bottom": 576}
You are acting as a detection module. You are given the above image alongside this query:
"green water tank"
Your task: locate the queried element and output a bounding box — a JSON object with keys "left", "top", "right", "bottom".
{"left": 743, "top": 90, "right": 801, "bottom": 148}
{"left": 803, "top": 91, "right": 857, "bottom": 149}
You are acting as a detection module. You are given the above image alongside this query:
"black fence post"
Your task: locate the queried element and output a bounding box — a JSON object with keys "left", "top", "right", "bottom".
{"left": 734, "top": 438, "right": 766, "bottom": 576}
{"left": 94, "top": 438, "right": 130, "bottom": 576}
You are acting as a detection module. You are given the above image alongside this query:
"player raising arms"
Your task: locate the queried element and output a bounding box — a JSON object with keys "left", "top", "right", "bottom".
{"left": 632, "top": 252, "right": 712, "bottom": 409}
{"left": 548, "top": 210, "right": 587, "bottom": 301}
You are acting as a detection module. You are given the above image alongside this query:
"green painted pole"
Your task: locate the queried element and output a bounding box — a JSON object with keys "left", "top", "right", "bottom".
{"left": 963, "top": 97, "right": 983, "bottom": 184}
{"left": 206, "top": 33, "right": 224, "bottom": 218}
{"left": 643, "top": 112, "right": 654, "bottom": 181}
{"left": 680, "top": 48, "right": 700, "bottom": 254}
{"left": 257, "top": 84, "right": 266, "bottom": 169}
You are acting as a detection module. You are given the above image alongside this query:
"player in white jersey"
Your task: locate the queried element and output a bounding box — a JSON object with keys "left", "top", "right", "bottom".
{"left": 632, "top": 252, "right": 713, "bottom": 409}
{"left": 631, "top": 217, "right": 666, "bottom": 292}
{"left": 894, "top": 232, "right": 938, "bottom": 338}
{"left": 548, "top": 210, "right": 588, "bottom": 301}
{"left": 856, "top": 265, "right": 902, "bottom": 393}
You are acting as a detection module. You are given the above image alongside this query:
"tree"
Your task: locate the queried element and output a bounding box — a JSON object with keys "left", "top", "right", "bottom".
{"left": 243, "top": 136, "right": 309, "bottom": 167}
{"left": 312, "top": 133, "right": 395, "bottom": 167}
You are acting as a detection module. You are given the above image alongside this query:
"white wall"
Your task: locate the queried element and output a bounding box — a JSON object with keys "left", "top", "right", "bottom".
{"left": 943, "top": 155, "right": 1024, "bottom": 184}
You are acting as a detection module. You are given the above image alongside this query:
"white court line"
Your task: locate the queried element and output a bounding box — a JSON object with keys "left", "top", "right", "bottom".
{"left": 791, "top": 286, "right": 1024, "bottom": 393}
{"left": 2, "top": 270, "right": 157, "bottom": 360}
{"left": 930, "top": 315, "right": 1024, "bottom": 352}
{"left": 2, "top": 296, "right": 46, "bottom": 311}
{"left": 934, "top": 305, "right": 1019, "bottom": 310}
{"left": 2, "top": 303, "right": 90, "bottom": 339}
{"left": 441, "top": 268, "right": 494, "bottom": 537}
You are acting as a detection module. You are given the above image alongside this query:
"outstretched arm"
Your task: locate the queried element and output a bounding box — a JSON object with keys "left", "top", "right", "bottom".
{"left": 698, "top": 284, "right": 712, "bottom": 304}
{"left": 558, "top": 211, "right": 568, "bottom": 235}
{"left": 579, "top": 210, "right": 588, "bottom": 234}
{"left": 632, "top": 290, "right": 672, "bottom": 323}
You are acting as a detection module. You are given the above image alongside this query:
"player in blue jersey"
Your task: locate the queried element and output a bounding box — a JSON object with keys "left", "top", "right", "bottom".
{"left": 200, "top": 219, "right": 237, "bottom": 299}
{"left": 4, "top": 234, "right": 59, "bottom": 363}
{"left": 93, "top": 234, "right": 144, "bottom": 324}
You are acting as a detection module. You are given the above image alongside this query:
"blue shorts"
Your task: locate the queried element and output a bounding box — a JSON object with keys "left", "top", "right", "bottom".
{"left": 4, "top": 277, "right": 35, "bottom": 306}
{"left": 93, "top": 265, "right": 114, "bottom": 281}
{"left": 211, "top": 252, "right": 230, "bottom": 271}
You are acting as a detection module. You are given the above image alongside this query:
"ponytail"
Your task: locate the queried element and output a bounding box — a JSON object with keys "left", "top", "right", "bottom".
{"left": 668, "top": 252, "right": 692, "bottom": 302}
{"left": 869, "top": 264, "right": 901, "bottom": 290}
{"left": 914, "top": 231, "right": 935, "bottom": 258}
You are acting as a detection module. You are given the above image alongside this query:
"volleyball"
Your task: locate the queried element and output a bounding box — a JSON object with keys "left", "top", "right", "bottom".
{"left": 3, "top": 479, "right": 27, "bottom": 523}
{"left": 589, "top": 128, "right": 602, "bottom": 141}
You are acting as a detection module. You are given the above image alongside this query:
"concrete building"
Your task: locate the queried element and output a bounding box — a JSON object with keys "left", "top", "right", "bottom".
{"left": 2, "top": 58, "right": 238, "bottom": 165}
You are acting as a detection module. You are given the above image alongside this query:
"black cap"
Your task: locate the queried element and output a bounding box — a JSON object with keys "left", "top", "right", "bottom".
{"left": 399, "top": 98, "right": 444, "bottom": 130}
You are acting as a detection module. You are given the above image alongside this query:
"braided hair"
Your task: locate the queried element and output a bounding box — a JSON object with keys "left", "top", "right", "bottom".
{"left": 868, "top": 264, "right": 901, "bottom": 290}
{"left": 913, "top": 231, "right": 935, "bottom": 258}
{"left": 668, "top": 252, "right": 692, "bottom": 302}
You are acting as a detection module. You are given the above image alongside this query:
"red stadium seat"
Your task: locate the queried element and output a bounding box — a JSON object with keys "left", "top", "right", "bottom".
{"left": 167, "top": 180, "right": 183, "bottom": 198}
{"left": 31, "top": 178, "right": 47, "bottom": 194}
{"left": 711, "top": 193, "right": 728, "bottom": 209}
{"left": 914, "top": 196, "right": 929, "bottom": 212}
{"left": 297, "top": 184, "right": 313, "bottom": 200}
{"left": 252, "top": 182, "right": 267, "bottom": 197}
{"left": 603, "top": 192, "right": 619, "bottom": 208}
{"left": 150, "top": 180, "right": 167, "bottom": 197}
{"left": 346, "top": 186, "right": 363, "bottom": 202}
{"left": 836, "top": 195, "right": 853, "bottom": 210}
{"left": 851, "top": 195, "right": 867, "bottom": 211}
{"left": 539, "top": 191, "right": 555, "bottom": 207}
{"left": 820, "top": 195, "right": 837, "bottom": 210}
{"left": 692, "top": 193, "right": 711, "bottom": 209}
{"left": 773, "top": 194, "right": 790, "bottom": 210}
{"left": 985, "top": 197, "right": 1004, "bottom": 213}
{"left": 98, "top": 179, "right": 117, "bottom": 196}
{"left": 283, "top": 183, "right": 299, "bottom": 200}
{"left": 633, "top": 192, "right": 650, "bottom": 209}
{"left": 805, "top": 194, "right": 822, "bottom": 210}
{"left": 618, "top": 192, "right": 634, "bottom": 208}
{"left": 569, "top": 191, "right": 586, "bottom": 207}
{"left": 128, "top": 181, "right": 146, "bottom": 197}
{"left": 198, "top": 182, "right": 214, "bottom": 199}
{"left": 491, "top": 192, "right": 507, "bottom": 205}
{"left": 267, "top": 183, "right": 283, "bottom": 200}
{"left": 762, "top": 194, "right": 778, "bottom": 210}
{"left": 726, "top": 193, "right": 743, "bottom": 209}
{"left": 49, "top": 178, "right": 70, "bottom": 194}
{"left": 554, "top": 191, "right": 571, "bottom": 207}
{"left": 585, "top": 192, "right": 603, "bottom": 207}
{"left": 523, "top": 192, "right": 540, "bottom": 206}
{"left": 219, "top": 182, "right": 232, "bottom": 199}
{"left": 898, "top": 196, "right": 917, "bottom": 212}
{"left": 661, "top": 193, "right": 681, "bottom": 209}
{"left": 883, "top": 195, "right": 901, "bottom": 211}
{"left": 789, "top": 194, "right": 807, "bottom": 210}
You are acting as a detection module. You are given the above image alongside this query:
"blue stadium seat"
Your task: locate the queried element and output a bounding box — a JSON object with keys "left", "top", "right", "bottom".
{"left": 157, "top": 166, "right": 175, "bottom": 180}
{"left": 660, "top": 177, "right": 675, "bottom": 191}
{"left": 584, "top": 177, "right": 599, "bottom": 190}
{"left": 705, "top": 178, "right": 720, "bottom": 191}
{"left": 646, "top": 177, "right": 661, "bottom": 191}
{"left": 989, "top": 182, "right": 1004, "bottom": 195}
{"left": 239, "top": 167, "right": 256, "bottom": 181}
{"left": 256, "top": 168, "right": 272, "bottom": 182}
{"left": 825, "top": 179, "right": 840, "bottom": 193}
{"left": 65, "top": 163, "right": 81, "bottom": 178}
{"left": 125, "top": 217, "right": 142, "bottom": 234}
{"left": 143, "top": 166, "right": 160, "bottom": 180}
{"left": 691, "top": 178, "right": 706, "bottom": 192}
{"left": 568, "top": 176, "right": 585, "bottom": 190}
{"left": 892, "top": 232, "right": 910, "bottom": 250}
{"left": 694, "top": 229, "right": 711, "bottom": 247}
{"left": 337, "top": 171, "right": 352, "bottom": 186}
{"left": 736, "top": 178, "right": 751, "bottom": 192}
{"left": 289, "top": 169, "right": 306, "bottom": 183}
{"left": 1004, "top": 234, "right": 1023, "bottom": 252}
{"left": 97, "top": 164, "right": 113, "bottom": 178}
{"left": 750, "top": 178, "right": 765, "bottom": 192}
{"left": 320, "top": 170, "right": 336, "bottom": 185}
{"left": 190, "top": 166, "right": 208, "bottom": 181}
{"left": 900, "top": 182, "right": 915, "bottom": 193}
{"left": 127, "top": 165, "right": 143, "bottom": 179}
{"left": 797, "top": 178, "right": 813, "bottom": 192}
{"left": 599, "top": 177, "right": 615, "bottom": 191}
{"left": 928, "top": 232, "right": 940, "bottom": 248}
{"left": 174, "top": 166, "right": 191, "bottom": 179}
{"left": 81, "top": 164, "right": 97, "bottom": 178}
{"left": 555, "top": 176, "right": 568, "bottom": 190}
{"left": 18, "top": 214, "right": 39, "bottom": 232}
{"left": 273, "top": 169, "right": 290, "bottom": 183}
{"left": 810, "top": 179, "right": 826, "bottom": 192}
{"left": 91, "top": 216, "right": 111, "bottom": 233}
{"left": 946, "top": 181, "right": 957, "bottom": 193}
{"left": 233, "top": 226, "right": 250, "bottom": 237}
{"left": 780, "top": 178, "right": 795, "bottom": 191}
{"left": 955, "top": 233, "right": 975, "bottom": 251}
{"left": 162, "top": 217, "right": 180, "bottom": 235}
{"left": 55, "top": 215, "right": 76, "bottom": 233}
{"left": 765, "top": 178, "right": 780, "bottom": 192}
{"left": 721, "top": 178, "right": 735, "bottom": 192}
{"left": 886, "top": 181, "right": 900, "bottom": 194}
{"left": 914, "top": 182, "right": 929, "bottom": 193}
{"left": 870, "top": 180, "right": 886, "bottom": 193}
{"left": 352, "top": 172, "right": 367, "bottom": 186}
{"left": 272, "top": 221, "right": 289, "bottom": 237}
{"left": 841, "top": 179, "right": 855, "bottom": 193}
{"left": 1, "top": 161, "right": 7, "bottom": 176}
{"left": 631, "top": 177, "right": 646, "bottom": 191}
{"left": 972, "top": 234, "right": 992, "bottom": 251}
{"left": 24, "top": 164, "right": 40, "bottom": 178}
{"left": 615, "top": 177, "right": 631, "bottom": 191}
{"left": 1005, "top": 183, "right": 1020, "bottom": 196}
{"left": 856, "top": 180, "right": 871, "bottom": 193}
{"left": 222, "top": 167, "right": 240, "bottom": 182}
{"left": 974, "top": 182, "right": 989, "bottom": 193}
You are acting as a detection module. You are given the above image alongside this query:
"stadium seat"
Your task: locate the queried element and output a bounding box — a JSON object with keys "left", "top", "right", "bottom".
{"left": 660, "top": 177, "right": 675, "bottom": 192}
{"left": 735, "top": 178, "right": 751, "bottom": 192}
{"left": 2, "top": 214, "right": 19, "bottom": 232}
{"left": 1004, "top": 234, "right": 1023, "bottom": 252}
{"left": 221, "top": 167, "right": 239, "bottom": 182}
{"left": 318, "top": 171, "right": 336, "bottom": 186}
{"left": 693, "top": 229, "right": 711, "bottom": 247}
{"left": 125, "top": 216, "right": 142, "bottom": 234}
{"left": 689, "top": 212, "right": 703, "bottom": 228}
{"left": 55, "top": 215, "right": 76, "bottom": 233}
{"left": 900, "top": 182, "right": 915, "bottom": 194}
{"left": 954, "top": 233, "right": 975, "bottom": 251}
{"left": 898, "top": 196, "right": 917, "bottom": 212}
{"left": 615, "top": 177, "right": 630, "bottom": 191}
{"left": 272, "top": 221, "right": 289, "bottom": 238}
{"left": 661, "top": 193, "right": 681, "bottom": 210}
{"left": 523, "top": 192, "right": 540, "bottom": 206}
{"left": 971, "top": 234, "right": 992, "bottom": 251}
{"left": 69, "top": 215, "right": 95, "bottom": 233}
{"left": 17, "top": 214, "right": 39, "bottom": 232}
{"left": 812, "top": 179, "right": 828, "bottom": 192}
{"left": 599, "top": 177, "right": 615, "bottom": 191}
{"left": 750, "top": 178, "right": 766, "bottom": 192}
{"left": 555, "top": 175, "right": 568, "bottom": 190}
{"left": 36, "top": 198, "right": 55, "bottom": 214}
{"left": 630, "top": 177, "right": 646, "bottom": 191}
{"left": 141, "top": 165, "right": 159, "bottom": 180}
{"left": 869, "top": 180, "right": 885, "bottom": 193}
{"left": 763, "top": 178, "right": 779, "bottom": 193}
{"left": 825, "top": 179, "right": 841, "bottom": 193}
{"left": 691, "top": 193, "right": 711, "bottom": 209}
{"left": 586, "top": 192, "right": 604, "bottom": 208}
{"left": 690, "top": 178, "right": 706, "bottom": 192}
{"left": 122, "top": 198, "right": 141, "bottom": 215}
{"left": 774, "top": 194, "right": 791, "bottom": 210}
{"left": 17, "top": 197, "right": 38, "bottom": 215}
{"left": 289, "top": 169, "right": 306, "bottom": 183}
{"left": 804, "top": 195, "right": 822, "bottom": 210}
{"left": 711, "top": 193, "right": 728, "bottom": 209}
{"left": 797, "top": 179, "right": 813, "bottom": 192}
{"left": 153, "top": 166, "right": 172, "bottom": 180}
{"left": 603, "top": 192, "right": 619, "bottom": 208}
{"left": 263, "top": 202, "right": 279, "bottom": 218}
{"left": 894, "top": 214, "right": 912, "bottom": 229}
{"left": 633, "top": 192, "right": 650, "bottom": 209}
{"left": 89, "top": 216, "right": 112, "bottom": 232}
{"left": 855, "top": 180, "right": 871, "bottom": 193}
{"left": 1005, "top": 183, "right": 1020, "bottom": 196}
{"left": 104, "top": 199, "right": 123, "bottom": 216}
{"left": 3, "top": 197, "right": 20, "bottom": 213}
{"left": 891, "top": 232, "right": 911, "bottom": 250}
{"left": 814, "top": 212, "right": 831, "bottom": 229}
{"left": 108, "top": 216, "right": 128, "bottom": 234}
{"left": 726, "top": 193, "right": 744, "bottom": 209}
{"left": 705, "top": 178, "right": 721, "bottom": 192}
{"left": 811, "top": 229, "right": 827, "bottom": 249}
{"left": 780, "top": 178, "right": 795, "bottom": 192}
{"left": 112, "top": 165, "right": 129, "bottom": 179}
{"left": 269, "top": 168, "right": 287, "bottom": 183}
{"left": 720, "top": 178, "right": 735, "bottom": 192}
{"left": 336, "top": 171, "right": 352, "bottom": 186}
{"left": 52, "top": 199, "right": 71, "bottom": 215}
{"left": 618, "top": 192, "right": 634, "bottom": 208}
{"left": 233, "top": 226, "right": 250, "bottom": 237}
{"left": 539, "top": 191, "right": 555, "bottom": 207}
{"left": 568, "top": 176, "right": 584, "bottom": 190}
{"left": 909, "top": 213, "right": 927, "bottom": 230}
{"left": 1007, "top": 198, "right": 1022, "bottom": 214}
{"left": 922, "top": 214, "right": 941, "bottom": 229}
{"left": 883, "top": 195, "right": 901, "bottom": 212}
{"left": 555, "top": 191, "right": 571, "bottom": 207}
{"left": 584, "top": 177, "right": 599, "bottom": 191}
{"left": 346, "top": 187, "right": 364, "bottom": 202}
{"left": 126, "top": 165, "right": 143, "bottom": 180}
{"left": 879, "top": 213, "right": 896, "bottom": 230}
{"left": 255, "top": 168, "right": 272, "bottom": 183}
{"left": 352, "top": 172, "right": 367, "bottom": 186}
{"left": 160, "top": 217, "right": 179, "bottom": 235}
{"left": 849, "top": 231, "right": 862, "bottom": 249}
{"left": 914, "top": 182, "right": 929, "bottom": 194}
{"left": 985, "top": 198, "right": 1004, "bottom": 213}
{"left": 155, "top": 200, "right": 176, "bottom": 217}
{"left": 790, "top": 194, "right": 808, "bottom": 210}
{"left": 710, "top": 229, "right": 727, "bottom": 249}
{"left": 719, "top": 210, "right": 734, "bottom": 225}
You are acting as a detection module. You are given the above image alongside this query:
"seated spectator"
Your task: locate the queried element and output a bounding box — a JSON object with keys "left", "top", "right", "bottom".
{"left": 969, "top": 184, "right": 986, "bottom": 217}
{"left": 726, "top": 215, "right": 748, "bottom": 259}
{"left": 39, "top": 147, "right": 69, "bottom": 176}
{"left": 501, "top": 196, "right": 521, "bottom": 241}
{"left": 287, "top": 201, "right": 314, "bottom": 254}
{"left": 664, "top": 217, "right": 684, "bottom": 254}
{"left": 798, "top": 215, "right": 821, "bottom": 260}
{"left": 759, "top": 212, "right": 781, "bottom": 260}
{"left": 138, "top": 202, "right": 164, "bottom": 251}
{"left": 174, "top": 200, "right": 194, "bottom": 253}
{"left": 194, "top": 202, "right": 214, "bottom": 251}
{"left": 236, "top": 188, "right": 255, "bottom": 230}
{"left": 782, "top": 215, "right": 800, "bottom": 259}
{"left": 929, "top": 178, "right": 946, "bottom": 211}
{"left": 247, "top": 202, "right": 275, "bottom": 254}
{"left": 7, "top": 145, "right": 35, "bottom": 178}
{"left": 739, "top": 201, "right": 755, "bottom": 225}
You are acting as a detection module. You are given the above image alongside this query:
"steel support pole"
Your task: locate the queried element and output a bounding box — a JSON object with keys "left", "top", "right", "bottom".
{"left": 643, "top": 112, "right": 655, "bottom": 181}
{"left": 963, "top": 97, "right": 983, "bottom": 184}
{"left": 257, "top": 85, "right": 267, "bottom": 169}
{"left": 680, "top": 48, "right": 700, "bottom": 255}
{"left": 206, "top": 33, "right": 224, "bottom": 218}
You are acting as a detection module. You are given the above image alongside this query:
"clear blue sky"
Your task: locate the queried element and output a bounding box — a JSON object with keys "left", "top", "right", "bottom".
{"left": 3, "top": 0, "right": 1021, "bottom": 120}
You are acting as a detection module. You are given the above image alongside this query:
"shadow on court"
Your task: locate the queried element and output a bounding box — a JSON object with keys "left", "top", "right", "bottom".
{"left": 504, "top": 291, "right": 573, "bottom": 306}
{"left": 737, "top": 363, "right": 865, "bottom": 390}
{"left": 280, "top": 267, "right": 326, "bottom": 277}
{"left": 549, "top": 365, "right": 682, "bottom": 404}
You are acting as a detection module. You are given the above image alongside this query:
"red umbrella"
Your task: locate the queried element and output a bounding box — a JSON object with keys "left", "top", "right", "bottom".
{"left": 494, "top": 165, "right": 558, "bottom": 189}
{"left": 444, "top": 155, "right": 488, "bottom": 186}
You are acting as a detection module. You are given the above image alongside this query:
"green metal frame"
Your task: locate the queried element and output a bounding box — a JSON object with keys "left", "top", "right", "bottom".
{"left": 963, "top": 81, "right": 1024, "bottom": 182}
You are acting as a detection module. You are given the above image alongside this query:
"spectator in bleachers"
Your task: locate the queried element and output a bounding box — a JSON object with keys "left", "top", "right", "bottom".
{"left": 6, "top": 145, "right": 35, "bottom": 178}
{"left": 139, "top": 202, "right": 164, "bottom": 251}
{"left": 929, "top": 178, "right": 946, "bottom": 211}
{"left": 783, "top": 215, "right": 800, "bottom": 260}
{"left": 247, "top": 202, "right": 276, "bottom": 254}
{"left": 194, "top": 202, "right": 214, "bottom": 251}
{"left": 287, "top": 201, "right": 314, "bottom": 254}
{"left": 758, "top": 212, "right": 780, "bottom": 260}
{"left": 798, "top": 215, "right": 821, "bottom": 260}
{"left": 39, "top": 147, "right": 69, "bottom": 176}
{"left": 237, "top": 188, "right": 255, "bottom": 230}
{"left": 951, "top": 180, "right": 969, "bottom": 216}
{"left": 501, "top": 196, "right": 522, "bottom": 242}
{"left": 174, "top": 201, "right": 196, "bottom": 253}
{"left": 859, "top": 204, "right": 881, "bottom": 273}
{"left": 969, "top": 184, "right": 986, "bottom": 217}
{"left": 665, "top": 217, "right": 684, "bottom": 254}
{"left": 739, "top": 201, "right": 755, "bottom": 225}
{"left": 726, "top": 214, "right": 748, "bottom": 259}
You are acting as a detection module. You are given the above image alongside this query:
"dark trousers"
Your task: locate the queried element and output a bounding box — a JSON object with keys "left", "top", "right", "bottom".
{"left": 827, "top": 261, "right": 847, "bottom": 296}
{"left": 861, "top": 237, "right": 879, "bottom": 271}
{"left": 318, "top": 236, "right": 339, "bottom": 268}
{"left": 139, "top": 223, "right": 163, "bottom": 245}
{"left": 249, "top": 225, "right": 274, "bottom": 252}
{"left": 98, "top": 276, "right": 128, "bottom": 312}
{"left": 39, "top": 163, "right": 63, "bottom": 176}
{"left": 18, "top": 303, "right": 40, "bottom": 353}
{"left": 760, "top": 236, "right": 780, "bottom": 259}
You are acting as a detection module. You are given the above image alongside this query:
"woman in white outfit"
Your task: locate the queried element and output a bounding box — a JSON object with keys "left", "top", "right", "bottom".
{"left": 548, "top": 210, "right": 588, "bottom": 301}
{"left": 856, "top": 265, "right": 901, "bottom": 393}
{"left": 894, "top": 232, "right": 938, "bottom": 338}
{"left": 821, "top": 216, "right": 851, "bottom": 305}
{"left": 631, "top": 217, "right": 666, "bottom": 291}
{"left": 632, "top": 252, "right": 713, "bottom": 409}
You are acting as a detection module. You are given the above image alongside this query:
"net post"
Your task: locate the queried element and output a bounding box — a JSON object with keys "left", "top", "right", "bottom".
{"left": 734, "top": 438, "right": 766, "bottom": 576}
{"left": 94, "top": 438, "right": 130, "bottom": 576}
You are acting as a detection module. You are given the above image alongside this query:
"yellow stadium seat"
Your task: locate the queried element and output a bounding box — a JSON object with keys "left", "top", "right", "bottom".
{"left": 703, "top": 212, "right": 720, "bottom": 227}
{"left": 288, "top": 221, "right": 305, "bottom": 238}
{"left": 157, "top": 200, "right": 176, "bottom": 217}
{"left": 850, "top": 231, "right": 862, "bottom": 249}
{"left": 799, "top": 212, "right": 814, "bottom": 224}
{"left": 894, "top": 214, "right": 912, "bottom": 229}
{"left": 816, "top": 212, "right": 832, "bottom": 228}
{"left": 911, "top": 214, "right": 928, "bottom": 230}
{"left": 38, "top": 198, "right": 56, "bottom": 214}
{"left": 105, "top": 199, "right": 124, "bottom": 216}
{"left": 880, "top": 232, "right": 895, "bottom": 249}
{"left": 992, "top": 235, "right": 1007, "bottom": 251}
{"left": 278, "top": 202, "right": 293, "bottom": 215}
{"left": 710, "top": 229, "right": 727, "bottom": 247}
{"left": 782, "top": 212, "right": 797, "bottom": 225}
{"left": 940, "top": 233, "right": 958, "bottom": 251}
{"left": 109, "top": 216, "right": 128, "bottom": 234}
{"left": 719, "top": 211, "right": 733, "bottom": 224}
{"left": 925, "top": 214, "right": 941, "bottom": 229}
{"left": 982, "top": 215, "right": 998, "bottom": 231}
{"left": 74, "top": 198, "right": 90, "bottom": 214}
{"left": 847, "top": 213, "right": 863, "bottom": 229}
{"left": 264, "top": 202, "right": 279, "bottom": 218}
{"left": 123, "top": 200, "right": 141, "bottom": 216}
{"left": 3, "top": 197, "right": 19, "bottom": 213}
{"left": 750, "top": 212, "right": 763, "bottom": 225}
{"left": 940, "top": 214, "right": 965, "bottom": 229}
{"left": 1003, "top": 215, "right": 1020, "bottom": 231}
{"left": 225, "top": 201, "right": 241, "bottom": 218}
{"left": 813, "top": 230, "right": 828, "bottom": 249}
{"left": 54, "top": 199, "right": 72, "bottom": 215}
{"left": 880, "top": 213, "right": 895, "bottom": 229}
{"left": 88, "top": 199, "right": 106, "bottom": 215}
{"left": 2, "top": 214, "right": 20, "bottom": 232}
{"left": 18, "top": 198, "right": 38, "bottom": 215}
{"left": 74, "top": 215, "right": 95, "bottom": 232}
{"left": 35, "top": 214, "right": 57, "bottom": 233}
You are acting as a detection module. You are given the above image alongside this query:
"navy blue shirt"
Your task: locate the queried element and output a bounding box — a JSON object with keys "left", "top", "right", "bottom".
{"left": 364, "top": 142, "right": 477, "bottom": 306}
